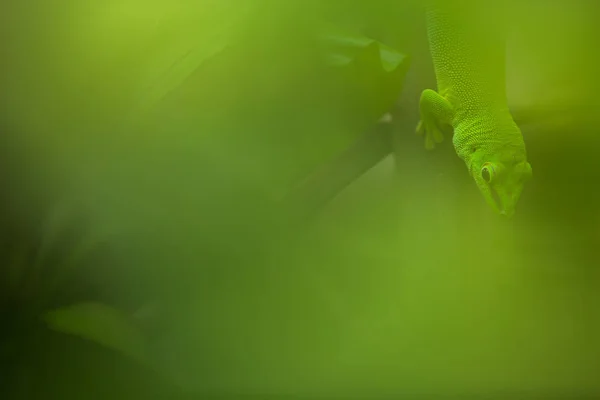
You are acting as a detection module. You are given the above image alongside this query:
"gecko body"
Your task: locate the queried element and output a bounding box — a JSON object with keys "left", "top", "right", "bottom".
{"left": 417, "top": 1, "right": 532, "bottom": 217}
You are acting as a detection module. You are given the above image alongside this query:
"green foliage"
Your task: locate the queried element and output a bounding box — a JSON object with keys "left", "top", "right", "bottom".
{"left": 42, "top": 302, "right": 149, "bottom": 365}
{"left": 40, "top": 23, "right": 409, "bottom": 361}
{"left": 3, "top": 0, "right": 600, "bottom": 398}
{"left": 321, "top": 24, "right": 409, "bottom": 129}
{"left": 1, "top": 2, "right": 411, "bottom": 395}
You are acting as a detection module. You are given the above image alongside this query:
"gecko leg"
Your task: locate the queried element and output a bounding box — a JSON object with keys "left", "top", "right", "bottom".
{"left": 416, "top": 89, "right": 454, "bottom": 150}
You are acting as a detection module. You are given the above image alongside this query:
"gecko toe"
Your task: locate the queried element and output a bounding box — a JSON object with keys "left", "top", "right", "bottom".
{"left": 416, "top": 120, "right": 424, "bottom": 135}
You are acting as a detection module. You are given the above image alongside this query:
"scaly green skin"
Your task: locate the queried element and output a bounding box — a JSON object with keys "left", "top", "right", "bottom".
{"left": 416, "top": 1, "right": 532, "bottom": 217}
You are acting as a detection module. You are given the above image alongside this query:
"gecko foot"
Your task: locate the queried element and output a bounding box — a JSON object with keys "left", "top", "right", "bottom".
{"left": 416, "top": 117, "right": 444, "bottom": 150}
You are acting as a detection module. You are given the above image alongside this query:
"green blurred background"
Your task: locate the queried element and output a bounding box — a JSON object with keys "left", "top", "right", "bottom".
{"left": 1, "top": 0, "right": 600, "bottom": 398}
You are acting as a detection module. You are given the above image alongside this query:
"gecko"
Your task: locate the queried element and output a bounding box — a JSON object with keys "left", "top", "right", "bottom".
{"left": 416, "top": 0, "right": 532, "bottom": 217}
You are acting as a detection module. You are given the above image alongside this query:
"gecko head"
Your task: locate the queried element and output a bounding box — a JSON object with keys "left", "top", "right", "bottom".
{"left": 470, "top": 150, "right": 532, "bottom": 218}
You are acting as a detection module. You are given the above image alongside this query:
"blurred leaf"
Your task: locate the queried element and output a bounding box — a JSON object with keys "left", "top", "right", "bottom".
{"left": 319, "top": 23, "right": 410, "bottom": 132}
{"left": 122, "top": 22, "right": 410, "bottom": 201}
{"left": 42, "top": 302, "right": 149, "bottom": 366}
{"left": 132, "top": 18, "right": 409, "bottom": 123}
{"left": 261, "top": 26, "right": 409, "bottom": 195}
{"left": 322, "top": 25, "right": 407, "bottom": 72}
{"left": 128, "top": 2, "right": 251, "bottom": 118}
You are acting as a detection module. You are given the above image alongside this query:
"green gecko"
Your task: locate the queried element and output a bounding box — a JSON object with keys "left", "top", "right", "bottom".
{"left": 416, "top": 0, "right": 532, "bottom": 217}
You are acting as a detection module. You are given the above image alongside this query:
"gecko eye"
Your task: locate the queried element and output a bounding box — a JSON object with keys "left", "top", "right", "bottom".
{"left": 481, "top": 164, "right": 494, "bottom": 183}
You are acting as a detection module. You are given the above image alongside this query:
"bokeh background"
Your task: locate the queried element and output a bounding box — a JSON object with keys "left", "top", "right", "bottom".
{"left": 1, "top": 0, "right": 600, "bottom": 398}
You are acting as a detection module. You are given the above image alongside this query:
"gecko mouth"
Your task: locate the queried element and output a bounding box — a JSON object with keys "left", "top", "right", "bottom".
{"left": 492, "top": 188, "right": 516, "bottom": 217}
{"left": 490, "top": 188, "right": 506, "bottom": 215}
